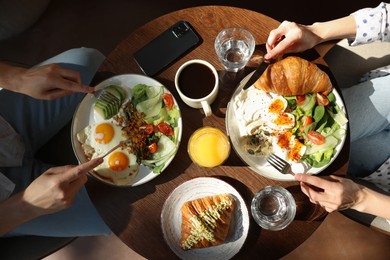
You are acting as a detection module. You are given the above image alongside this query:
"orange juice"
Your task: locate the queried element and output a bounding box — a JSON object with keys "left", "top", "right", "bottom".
{"left": 188, "top": 127, "right": 230, "bottom": 167}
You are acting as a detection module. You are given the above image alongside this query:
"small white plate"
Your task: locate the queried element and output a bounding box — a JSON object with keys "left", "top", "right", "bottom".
{"left": 161, "top": 177, "right": 249, "bottom": 260}
{"left": 226, "top": 71, "right": 348, "bottom": 181}
{"left": 71, "top": 74, "right": 182, "bottom": 186}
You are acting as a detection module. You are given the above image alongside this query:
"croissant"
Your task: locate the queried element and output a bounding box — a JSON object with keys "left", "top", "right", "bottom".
{"left": 180, "top": 193, "right": 235, "bottom": 250}
{"left": 253, "top": 56, "right": 333, "bottom": 96}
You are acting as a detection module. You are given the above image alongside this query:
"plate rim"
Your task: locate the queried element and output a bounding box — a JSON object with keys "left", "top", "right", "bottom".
{"left": 226, "top": 70, "right": 348, "bottom": 181}
{"left": 71, "top": 73, "right": 182, "bottom": 187}
{"left": 160, "top": 177, "right": 250, "bottom": 260}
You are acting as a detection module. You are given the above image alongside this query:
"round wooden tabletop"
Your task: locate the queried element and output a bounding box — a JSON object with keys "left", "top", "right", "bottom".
{"left": 86, "top": 6, "right": 349, "bottom": 259}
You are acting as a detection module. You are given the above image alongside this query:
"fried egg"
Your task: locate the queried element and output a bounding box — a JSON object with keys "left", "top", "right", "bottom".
{"left": 91, "top": 147, "right": 139, "bottom": 185}
{"left": 77, "top": 121, "right": 139, "bottom": 185}
{"left": 77, "top": 122, "right": 125, "bottom": 157}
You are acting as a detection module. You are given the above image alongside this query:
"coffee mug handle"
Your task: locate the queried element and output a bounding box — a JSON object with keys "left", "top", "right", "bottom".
{"left": 201, "top": 100, "right": 212, "bottom": 116}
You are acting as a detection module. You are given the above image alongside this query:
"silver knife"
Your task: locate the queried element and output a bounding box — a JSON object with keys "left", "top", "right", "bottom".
{"left": 242, "top": 60, "right": 270, "bottom": 90}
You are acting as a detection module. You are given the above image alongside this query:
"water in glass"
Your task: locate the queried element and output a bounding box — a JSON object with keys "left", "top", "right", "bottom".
{"left": 215, "top": 27, "right": 255, "bottom": 72}
{"left": 217, "top": 39, "right": 252, "bottom": 72}
{"left": 251, "top": 186, "right": 296, "bottom": 231}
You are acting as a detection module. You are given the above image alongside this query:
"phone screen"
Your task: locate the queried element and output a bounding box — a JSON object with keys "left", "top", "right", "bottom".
{"left": 133, "top": 21, "right": 201, "bottom": 76}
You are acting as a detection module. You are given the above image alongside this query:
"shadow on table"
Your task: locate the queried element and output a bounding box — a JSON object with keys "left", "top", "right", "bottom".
{"left": 287, "top": 185, "right": 327, "bottom": 222}
{"left": 212, "top": 175, "right": 263, "bottom": 255}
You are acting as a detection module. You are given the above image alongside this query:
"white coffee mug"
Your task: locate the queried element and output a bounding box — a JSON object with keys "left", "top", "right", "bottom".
{"left": 175, "top": 59, "right": 219, "bottom": 116}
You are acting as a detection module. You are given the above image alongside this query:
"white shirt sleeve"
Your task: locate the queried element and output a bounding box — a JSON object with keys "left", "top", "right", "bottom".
{"left": 349, "top": 2, "right": 390, "bottom": 46}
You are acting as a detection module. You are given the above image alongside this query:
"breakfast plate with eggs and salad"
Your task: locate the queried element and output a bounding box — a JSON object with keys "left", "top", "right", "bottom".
{"left": 71, "top": 74, "right": 182, "bottom": 186}
{"left": 226, "top": 56, "right": 348, "bottom": 181}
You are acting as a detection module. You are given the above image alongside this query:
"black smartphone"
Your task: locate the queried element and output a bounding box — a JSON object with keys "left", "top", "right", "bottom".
{"left": 133, "top": 20, "right": 201, "bottom": 76}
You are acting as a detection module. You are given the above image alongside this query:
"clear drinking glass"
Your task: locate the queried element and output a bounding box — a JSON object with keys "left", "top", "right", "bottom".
{"left": 214, "top": 27, "right": 255, "bottom": 72}
{"left": 251, "top": 186, "right": 296, "bottom": 231}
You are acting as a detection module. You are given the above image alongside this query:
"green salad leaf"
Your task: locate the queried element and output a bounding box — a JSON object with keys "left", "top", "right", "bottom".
{"left": 288, "top": 90, "right": 348, "bottom": 168}
{"left": 131, "top": 84, "right": 180, "bottom": 174}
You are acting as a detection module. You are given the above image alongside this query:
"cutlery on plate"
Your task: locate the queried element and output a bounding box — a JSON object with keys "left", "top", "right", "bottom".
{"left": 266, "top": 153, "right": 293, "bottom": 175}
{"left": 93, "top": 88, "right": 117, "bottom": 100}
{"left": 100, "top": 141, "right": 125, "bottom": 159}
{"left": 85, "top": 142, "right": 123, "bottom": 177}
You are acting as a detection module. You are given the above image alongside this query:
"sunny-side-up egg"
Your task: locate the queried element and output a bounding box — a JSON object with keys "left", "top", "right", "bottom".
{"left": 91, "top": 147, "right": 139, "bottom": 185}
{"left": 77, "top": 121, "right": 140, "bottom": 185}
{"left": 77, "top": 122, "right": 125, "bottom": 158}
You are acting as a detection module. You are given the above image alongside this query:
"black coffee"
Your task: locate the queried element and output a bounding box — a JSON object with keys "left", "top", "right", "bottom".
{"left": 178, "top": 63, "right": 216, "bottom": 99}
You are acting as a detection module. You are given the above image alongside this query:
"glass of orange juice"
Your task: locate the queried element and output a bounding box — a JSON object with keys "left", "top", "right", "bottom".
{"left": 188, "top": 127, "right": 230, "bottom": 167}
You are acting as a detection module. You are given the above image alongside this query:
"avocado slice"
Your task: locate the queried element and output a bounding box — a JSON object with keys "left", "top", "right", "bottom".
{"left": 105, "top": 85, "right": 126, "bottom": 102}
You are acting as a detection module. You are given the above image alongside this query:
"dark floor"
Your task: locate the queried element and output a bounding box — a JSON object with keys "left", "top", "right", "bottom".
{"left": 1, "top": 0, "right": 389, "bottom": 259}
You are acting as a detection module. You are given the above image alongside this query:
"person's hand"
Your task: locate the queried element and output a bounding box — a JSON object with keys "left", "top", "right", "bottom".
{"left": 294, "top": 174, "right": 362, "bottom": 212}
{"left": 265, "top": 21, "right": 322, "bottom": 60}
{"left": 12, "top": 64, "right": 94, "bottom": 100}
{"left": 22, "top": 157, "right": 103, "bottom": 217}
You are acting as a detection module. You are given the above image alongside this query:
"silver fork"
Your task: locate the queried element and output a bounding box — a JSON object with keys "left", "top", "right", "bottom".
{"left": 266, "top": 153, "right": 293, "bottom": 175}
{"left": 93, "top": 88, "right": 103, "bottom": 98}
{"left": 93, "top": 88, "right": 116, "bottom": 99}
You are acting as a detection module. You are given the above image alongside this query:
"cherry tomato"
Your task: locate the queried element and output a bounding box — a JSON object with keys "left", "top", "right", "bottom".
{"left": 300, "top": 116, "right": 313, "bottom": 133}
{"left": 157, "top": 122, "right": 174, "bottom": 136}
{"left": 140, "top": 124, "right": 154, "bottom": 135}
{"left": 316, "top": 93, "right": 330, "bottom": 106}
{"left": 163, "top": 93, "right": 174, "bottom": 110}
{"left": 296, "top": 95, "right": 306, "bottom": 106}
{"left": 307, "top": 131, "right": 325, "bottom": 145}
{"left": 147, "top": 142, "right": 158, "bottom": 153}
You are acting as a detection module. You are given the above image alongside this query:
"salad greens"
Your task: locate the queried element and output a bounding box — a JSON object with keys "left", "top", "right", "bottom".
{"left": 131, "top": 84, "right": 180, "bottom": 173}
{"left": 286, "top": 91, "right": 348, "bottom": 167}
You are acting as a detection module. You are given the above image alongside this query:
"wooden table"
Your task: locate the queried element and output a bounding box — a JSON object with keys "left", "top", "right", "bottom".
{"left": 87, "top": 6, "right": 349, "bottom": 259}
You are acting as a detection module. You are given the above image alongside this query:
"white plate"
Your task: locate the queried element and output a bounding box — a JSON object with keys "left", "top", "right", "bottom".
{"left": 71, "top": 74, "right": 182, "bottom": 186}
{"left": 226, "top": 71, "right": 348, "bottom": 181}
{"left": 161, "top": 177, "right": 249, "bottom": 260}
